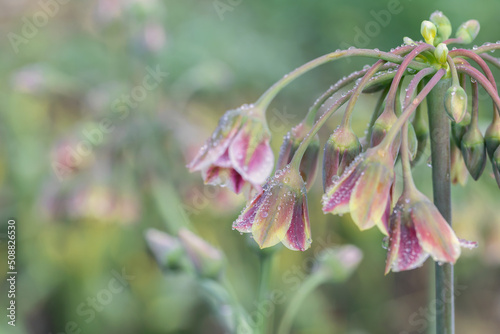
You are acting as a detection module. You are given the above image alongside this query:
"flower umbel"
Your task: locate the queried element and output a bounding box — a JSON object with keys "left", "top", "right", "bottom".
{"left": 187, "top": 104, "right": 274, "bottom": 195}
{"left": 233, "top": 165, "right": 311, "bottom": 251}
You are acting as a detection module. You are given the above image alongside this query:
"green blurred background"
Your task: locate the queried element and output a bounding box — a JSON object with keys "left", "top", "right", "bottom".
{"left": 1, "top": 0, "right": 500, "bottom": 333}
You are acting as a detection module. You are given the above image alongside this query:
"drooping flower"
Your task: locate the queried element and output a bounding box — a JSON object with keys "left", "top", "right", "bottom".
{"left": 385, "top": 190, "right": 461, "bottom": 274}
{"left": 276, "top": 122, "right": 320, "bottom": 190}
{"left": 322, "top": 126, "right": 361, "bottom": 191}
{"left": 322, "top": 147, "right": 395, "bottom": 235}
{"left": 233, "top": 165, "right": 311, "bottom": 251}
{"left": 187, "top": 104, "right": 274, "bottom": 195}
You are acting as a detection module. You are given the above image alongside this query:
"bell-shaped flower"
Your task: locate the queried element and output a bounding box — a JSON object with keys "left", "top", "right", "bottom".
{"left": 187, "top": 104, "right": 274, "bottom": 195}
{"left": 385, "top": 190, "right": 461, "bottom": 274}
{"left": 322, "top": 147, "right": 395, "bottom": 235}
{"left": 322, "top": 126, "right": 361, "bottom": 191}
{"left": 276, "top": 123, "right": 319, "bottom": 190}
{"left": 493, "top": 146, "right": 500, "bottom": 188}
{"left": 233, "top": 165, "right": 312, "bottom": 251}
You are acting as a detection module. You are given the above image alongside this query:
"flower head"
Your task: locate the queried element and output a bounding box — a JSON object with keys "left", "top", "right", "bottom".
{"left": 322, "top": 147, "right": 395, "bottom": 235}
{"left": 385, "top": 190, "right": 461, "bottom": 274}
{"left": 187, "top": 104, "right": 274, "bottom": 195}
{"left": 277, "top": 123, "right": 320, "bottom": 190}
{"left": 233, "top": 165, "right": 311, "bottom": 251}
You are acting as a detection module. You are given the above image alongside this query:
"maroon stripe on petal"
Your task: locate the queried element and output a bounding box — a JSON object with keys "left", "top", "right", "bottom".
{"left": 282, "top": 195, "right": 311, "bottom": 251}
{"left": 395, "top": 219, "right": 428, "bottom": 271}
{"left": 322, "top": 165, "right": 360, "bottom": 213}
{"left": 233, "top": 192, "right": 264, "bottom": 233}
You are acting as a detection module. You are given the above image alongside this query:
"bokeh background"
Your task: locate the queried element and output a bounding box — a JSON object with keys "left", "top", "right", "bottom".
{"left": 1, "top": 0, "right": 500, "bottom": 333}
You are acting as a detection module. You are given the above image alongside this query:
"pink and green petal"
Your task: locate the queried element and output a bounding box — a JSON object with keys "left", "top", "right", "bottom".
{"left": 349, "top": 162, "right": 393, "bottom": 231}
{"left": 411, "top": 198, "right": 461, "bottom": 264}
{"left": 233, "top": 192, "right": 265, "bottom": 233}
{"left": 322, "top": 158, "right": 362, "bottom": 214}
{"left": 251, "top": 192, "right": 295, "bottom": 249}
{"left": 282, "top": 195, "right": 312, "bottom": 251}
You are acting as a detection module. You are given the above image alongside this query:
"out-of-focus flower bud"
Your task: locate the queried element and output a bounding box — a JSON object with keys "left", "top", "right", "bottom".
{"left": 322, "top": 126, "right": 361, "bottom": 191}
{"left": 434, "top": 43, "right": 449, "bottom": 64}
{"left": 411, "top": 106, "right": 429, "bottom": 166}
{"left": 421, "top": 20, "right": 437, "bottom": 45}
{"left": 455, "top": 20, "right": 480, "bottom": 44}
{"left": 430, "top": 11, "right": 452, "bottom": 44}
{"left": 461, "top": 124, "right": 487, "bottom": 180}
{"left": 277, "top": 123, "right": 319, "bottom": 190}
{"left": 313, "top": 245, "right": 363, "bottom": 282}
{"left": 370, "top": 109, "right": 398, "bottom": 148}
{"left": 451, "top": 140, "right": 468, "bottom": 186}
{"left": 144, "top": 228, "right": 186, "bottom": 270}
{"left": 451, "top": 112, "right": 471, "bottom": 147}
{"left": 444, "top": 85, "right": 467, "bottom": 123}
{"left": 485, "top": 116, "right": 500, "bottom": 159}
{"left": 178, "top": 228, "right": 225, "bottom": 279}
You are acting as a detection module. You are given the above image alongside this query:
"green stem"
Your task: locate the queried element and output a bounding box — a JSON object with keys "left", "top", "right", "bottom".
{"left": 276, "top": 273, "right": 329, "bottom": 334}
{"left": 401, "top": 121, "right": 417, "bottom": 194}
{"left": 257, "top": 252, "right": 273, "bottom": 334}
{"left": 427, "top": 78, "right": 454, "bottom": 334}
{"left": 472, "top": 43, "right": 500, "bottom": 55}
{"left": 366, "top": 85, "right": 390, "bottom": 140}
{"left": 254, "top": 47, "right": 427, "bottom": 110}
{"left": 379, "top": 69, "right": 447, "bottom": 150}
{"left": 290, "top": 70, "right": 401, "bottom": 169}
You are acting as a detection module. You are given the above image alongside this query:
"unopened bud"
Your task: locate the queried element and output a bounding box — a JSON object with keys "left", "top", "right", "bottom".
{"left": 434, "top": 43, "right": 449, "bottom": 64}
{"left": 485, "top": 117, "right": 500, "bottom": 159}
{"left": 456, "top": 20, "right": 480, "bottom": 44}
{"left": 460, "top": 125, "right": 487, "bottom": 180}
{"left": 178, "top": 228, "right": 224, "bottom": 279}
{"left": 421, "top": 20, "right": 437, "bottom": 45}
{"left": 444, "top": 85, "right": 467, "bottom": 123}
{"left": 277, "top": 123, "right": 319, "bottom": 190}
{"left": 403, "top": 37, "right": 417, "bottom": 46}
{"left": 492, "top": 146, "right": 500, "bottom": 188}
{"left": 313, "top": 245, "right": 363, "bottom": 282}
{"left": 323, "top": 126, "right": 361, "bottom": 190}
{"left": 411, "top": 106, "right": 429, "bottom": 166}
{"left": 451, "top": 140, "right": 468, "bottom": 186}
{"left": 144, "top": 229, "right": 186, "bottom": 271}
{"left": 430, "top": 11, "right": 452, "bottom": 44}
{"left": 451, "top": 112, "right": 471, "bottom": 147}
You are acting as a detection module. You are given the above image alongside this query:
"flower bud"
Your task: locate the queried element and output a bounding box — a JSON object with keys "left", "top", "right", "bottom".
{"left": 411, "top": 106, "right": 429, "bottom": 166}
{"left": 451, "top": 140, "right": 468, "bottom": 186}
{"left": 492, "top": 146, "right": 500, "bottom": 188}
{"left": 144, "top": 229, "right": 186, "bottom": 271}
{"left": 277, "top": 123, "right": 319, "bottom": 190}
{"left": 451, "top": 112, "right": 471, "bottom": 147}
{"left": 178, "top": 228, "right": 224, "bottom": 279}
{"left": 444, "top": 85, "right": 467, "bottom": 123}
{"left": 430, "top": 11, "right": 452, "bottom": 44}
{"left": 421, "top": 20, "right": 437, "bottom": 45}
{"left": 323, "top": 127, "right": 361, "bottom": 190}
{"left": 456, "top": 20, "right": 480, "bottom": 44}
{"left": 434, "top": 43, "right": 449, "bottom": 64}
{"left": 403, "top": 37, "right": 417, "bottom": 46}
{"left": 484, "top": 117, "right": 500, "bottom": 159}
{"left": 460, "top": 125, "right": 487, "bottom": 180}
{"left": 313, "top": 245, "right": 363, "bottom": 282}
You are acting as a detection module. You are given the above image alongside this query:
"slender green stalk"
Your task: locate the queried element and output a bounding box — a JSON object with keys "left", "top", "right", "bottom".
{"left": 257, "top": 252, "right": 273, "bottom": 334}
{"left": 456, "top": 64, "right": 500, "bottom": 114}
{"left": 276, "top": 273, "right": 329, "bottom": 334}
{"left": 427, "top": 78, "right": 454, "bottom": 334}
{"left": 366, "top": 85, "right": 390, "bottom": 140}
{"left": 254, "top": 47, "right": 427, "bottom": 110}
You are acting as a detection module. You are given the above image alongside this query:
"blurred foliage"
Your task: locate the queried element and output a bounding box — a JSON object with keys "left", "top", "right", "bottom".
{"left": 1, "top": 0, "right": 500, "bottom": 333}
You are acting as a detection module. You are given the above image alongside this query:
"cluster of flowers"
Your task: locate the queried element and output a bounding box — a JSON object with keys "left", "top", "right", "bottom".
{"left": 188, "top": 12, "right": 499, "bottom": 273}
